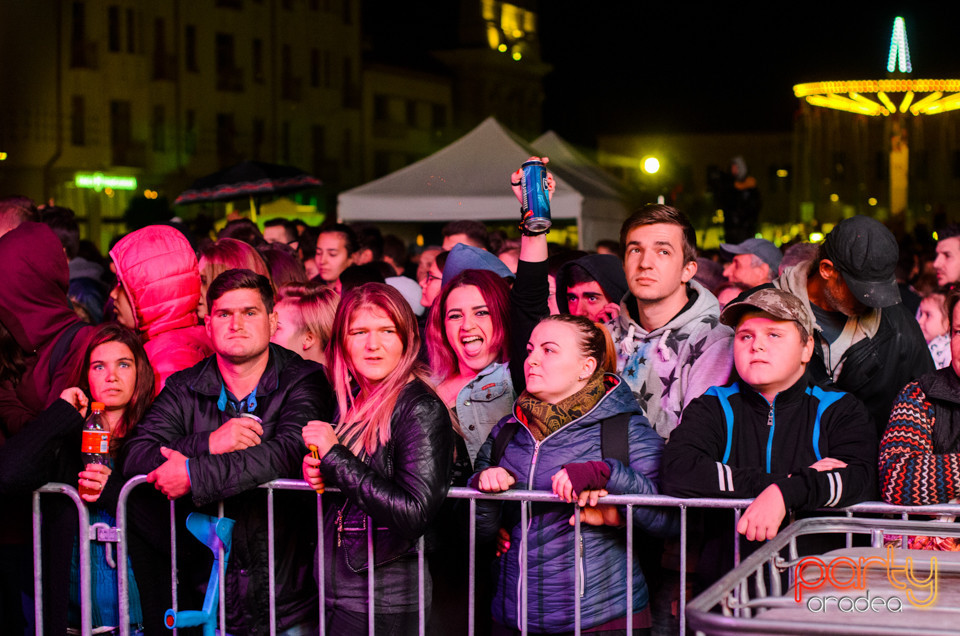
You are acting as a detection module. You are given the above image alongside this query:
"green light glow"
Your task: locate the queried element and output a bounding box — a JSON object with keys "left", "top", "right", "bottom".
{"left": 75, "top": 172, "right": 138, "bottom": 191}
{"left": 887, "top": 17, "right": 912, "bottom": 73}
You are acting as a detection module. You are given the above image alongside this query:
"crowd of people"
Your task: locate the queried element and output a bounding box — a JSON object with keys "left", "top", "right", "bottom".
{"left": 0, "top": 155, "right": 958, "bottom": 634}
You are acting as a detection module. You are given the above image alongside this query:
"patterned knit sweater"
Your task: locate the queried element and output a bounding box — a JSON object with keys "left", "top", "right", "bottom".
{"left": 879, "top": 368, "right": 960, "bottom": 505}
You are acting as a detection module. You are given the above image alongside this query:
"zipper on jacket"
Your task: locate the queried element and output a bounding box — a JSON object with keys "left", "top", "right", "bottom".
{"left": 765, "top": 397, "right": 776, "bottom": 473}
{"left": 579, "top": 535, "right": 585, "bottom": 597}
{"left": 516, "top": 437, "right": 542, "bottom": 623}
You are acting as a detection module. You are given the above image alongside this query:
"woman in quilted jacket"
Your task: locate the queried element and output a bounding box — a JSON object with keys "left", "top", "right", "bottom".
{"left": 473, "top": 314, "right": 677, "bottom": 634}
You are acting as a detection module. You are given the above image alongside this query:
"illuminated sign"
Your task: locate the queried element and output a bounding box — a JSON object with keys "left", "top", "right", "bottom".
{"left": 75, "top": 172, "right": 138, "bottom": 191}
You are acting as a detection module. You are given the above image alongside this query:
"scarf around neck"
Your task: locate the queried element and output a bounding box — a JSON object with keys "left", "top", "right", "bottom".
{"left": 517, "top": 373, "right": 606, "bottom": 442}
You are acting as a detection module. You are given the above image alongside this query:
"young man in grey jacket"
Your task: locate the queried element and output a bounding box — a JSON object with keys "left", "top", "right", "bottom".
{"left": 608, "top": 204, "right": 734, "bottom": 440}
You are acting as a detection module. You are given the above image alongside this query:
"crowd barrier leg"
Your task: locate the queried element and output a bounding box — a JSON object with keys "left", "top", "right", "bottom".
{"left": 170, "top": 499, "right": 179, "bottom": 635}
{"left": 573, "top": 505, "right": 582, "bottom": 636}
{"left": 316, "top": 494, "right": 325, "bottom": 636}
{"left": 367, "top": 517, "right": 375, "bottom": 635}
{"left": 520, "top": 499, "right": 529, "bottom": 636}
{"left": 116, "top": 474, "right": 148, "bottom": 636}
{"left": 626, "top": 503, "right": 633, "bottom": 636}
{"left": 679, "top": 505, "right": 687, "bottom": 636}
{"left": 468, "top": 498, "right": 476, "bottom": 636}
{"left": 267, "top": 487, "right": 277, "bottom": 636}
{"left": 218, "top": 501, "right": 226, "bottom": 636}
{"left": 32, "top": 483, "right": 92, "bottom": 636}
{"left": 417, "top": 535, "right": 426, "bottom": 636}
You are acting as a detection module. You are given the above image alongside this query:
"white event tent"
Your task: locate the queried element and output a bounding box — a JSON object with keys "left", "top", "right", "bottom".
{"left": 338, "top": 117, "right": 629, "bottom": 250}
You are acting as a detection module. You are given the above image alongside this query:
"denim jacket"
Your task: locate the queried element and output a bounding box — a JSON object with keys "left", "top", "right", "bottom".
{"left": 456, "top": 361, "right": 515, "bottom": 464}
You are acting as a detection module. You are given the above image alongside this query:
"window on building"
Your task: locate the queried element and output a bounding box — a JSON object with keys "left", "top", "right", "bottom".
{"left": 252, "top": 117, "right": 265, "bottom": 160}
{"left": 216, "top": 113, "right": 236, "bottom": 163}
{"left": 309, "top": 0, "right": 319, "bottom": 10}
{"left": 252, "top": 38, "right": 264, "bottom": 82}
{"left": 281, "top": 44, "right": 292, "bottom": 77}
{"left": 110, "top": 100, "right": 132, "bottom": 149}
{"left": 126, "top": 8, "right": 135, "bottom": 53}
{"left": 310, "top": 49, "right": 320, "bottom": 87}
{"left": 374, "top": 151, "right": 391, "bottom": 178}
{"left": 281, "top": 121, "right": 291, "bottom": 163}
{"left": 216, "top": 33, "right": 242, "bottom": 91}
{"left": 374, "top": 95, "right": 389, "bottom": 122}
{"left": 342, "top": 0, "right": 352, "bottom": 24}
{"left": 312, "top": 125, "right": 326, "bottom": 175}
{"left": 152, "top": 105, "right": 166, "bottom": 152}
{"left": 953, "top": 151, "right": 960, "bottom": 179}
{"left": 431, "top": 103, "right": 447, "bottom": 129}
{"left": 185, "top": 109, "right": 197, "bottom": 156}
{"left": 323, "top": 51, "right": 332, "bottom": 88}
{"left": 216, "top": 33, "right": 234, "bottom": 74}
{"left": 70, "top": 2, "right": 87, "bottom": 67}
{"left": 108, "top": 6, "right": 120, "bottom": 52}
{"left": 406, "top": 100, "right": 417, "bottom": 127}
{"left": 282, "top": 0, "right": 293, "bottom": 9}
{"left": 71, "top": 96, "right": 85, "bottom": 146}
{"left": 185, "top": 25, "right": 198, "bottom": 72}
{"left": 342, "top": 128, "right": 352, "bottom": 169}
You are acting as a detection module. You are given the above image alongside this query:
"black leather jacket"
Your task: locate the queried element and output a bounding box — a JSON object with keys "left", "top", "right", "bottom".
{"left": 121, "top": 344, "right": 334, "bottom": 635}
{"left": 807, "top": 302, "right": 933, "bottom": 436}
{"left": 320, "top": 378, "right": 454, "bottom": 574}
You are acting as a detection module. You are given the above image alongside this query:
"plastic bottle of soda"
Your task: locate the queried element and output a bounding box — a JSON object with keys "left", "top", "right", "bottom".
{"left": 79, "top": 402, "right": 111, "bottom": 498}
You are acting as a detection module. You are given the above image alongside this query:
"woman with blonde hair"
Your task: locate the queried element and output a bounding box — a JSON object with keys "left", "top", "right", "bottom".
{"left": 197, "top": 237, "right": 272, "bottom": 319}
{"left": 271, "top": 285, "right": 339, "bottom": 364}
{"left": 302, "top": 283, "right": 453, "bottom": 634}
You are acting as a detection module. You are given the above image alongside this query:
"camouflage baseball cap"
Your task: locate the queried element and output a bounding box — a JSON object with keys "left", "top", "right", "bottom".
{"left": 719, "top": 287, "right": 813, "bottom": 336}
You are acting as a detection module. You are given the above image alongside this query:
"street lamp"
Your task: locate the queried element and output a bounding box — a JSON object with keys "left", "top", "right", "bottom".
{"left": 642, "top": 156, "right": 660, "bottom": 174}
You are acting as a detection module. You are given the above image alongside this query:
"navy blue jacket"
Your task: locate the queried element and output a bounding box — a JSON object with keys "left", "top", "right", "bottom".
{"left": 662, "top": 373, "right": 877, "bottom": 510}
{"left": 473, "top": 374, "right": 677, "bottom": 632}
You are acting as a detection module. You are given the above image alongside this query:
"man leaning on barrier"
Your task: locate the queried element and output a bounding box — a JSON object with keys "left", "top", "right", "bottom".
{"left": 120, "top": 269, "right": 334, "bottom": 636}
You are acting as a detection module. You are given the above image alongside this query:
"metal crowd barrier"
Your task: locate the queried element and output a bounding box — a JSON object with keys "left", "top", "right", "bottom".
{"left": 31, "top": 478, "right": 960, "bottom": 636}
{"left": 686, "top": 516, "right": 960, "bottom": 635}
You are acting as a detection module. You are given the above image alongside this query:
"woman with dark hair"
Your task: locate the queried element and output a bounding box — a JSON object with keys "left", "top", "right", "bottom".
{"left": 0, "top": 322, "right": 155, "bottom": 634}
{"left": 302, "top": 283, "right": 453, "bottom": 634}
{"left": 312, "top": 222, "right": 360, "bottom": 292}
{"left": 426, "top": 269, "right": 514, "bottom": 467}
{"left": 473, "top": 314, "right": 675, "bottom": 635}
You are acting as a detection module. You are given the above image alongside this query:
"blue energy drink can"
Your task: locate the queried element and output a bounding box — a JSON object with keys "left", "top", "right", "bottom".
{"left": 521, "top": 160, "right": 552, "bottom": 232}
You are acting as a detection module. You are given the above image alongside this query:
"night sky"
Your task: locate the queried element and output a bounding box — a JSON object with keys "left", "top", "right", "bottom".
{"left": 366, "top": 3, "right": 960, "bottom": 146}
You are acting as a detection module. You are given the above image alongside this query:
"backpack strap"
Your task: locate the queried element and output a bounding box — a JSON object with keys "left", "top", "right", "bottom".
{"left": 491, "top": 419, "right": 521, "bottom": 466}
{"left": 805, "top": 385, "right": 845, "bottom": 462}
{"left": 600, "top": 412, "right": 632, "bottom": 467}
{"left": 704, "top": 383, "right": 741, "bottom": 464}
{"left": 48, "top": 321, "right": 86, "bottom": 385}
{"left": 491, "top": 410, "right": 636, "bottom": 469}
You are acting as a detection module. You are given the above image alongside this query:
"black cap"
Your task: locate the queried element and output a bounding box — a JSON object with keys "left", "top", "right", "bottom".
{"left": 821, "top": 216, "right": 900, "bottom": 308}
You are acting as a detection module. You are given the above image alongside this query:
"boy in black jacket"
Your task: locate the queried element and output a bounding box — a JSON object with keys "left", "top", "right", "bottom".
{"left": 662, "top": 288, "right": 877, "bottom": 546}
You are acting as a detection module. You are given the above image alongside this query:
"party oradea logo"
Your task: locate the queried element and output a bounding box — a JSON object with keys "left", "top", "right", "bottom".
{"left": 794, "top": 546, "right": 938, "bottom": 613}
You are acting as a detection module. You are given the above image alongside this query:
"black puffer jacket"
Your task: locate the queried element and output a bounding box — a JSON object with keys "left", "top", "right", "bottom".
{"left": 121, "top": 344, "right": 334, "bottom": 635}
{"left": 318, "top": 378, "right": 454, "bottom": 610}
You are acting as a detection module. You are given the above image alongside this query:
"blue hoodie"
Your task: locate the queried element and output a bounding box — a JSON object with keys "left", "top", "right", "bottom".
{"left": 472, "top": 374, "right": 678, "bottom": 632}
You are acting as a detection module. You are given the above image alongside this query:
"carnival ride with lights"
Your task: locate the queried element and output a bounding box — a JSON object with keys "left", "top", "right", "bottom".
{"left": 793, "top": 17, "right": 960, "bottom": 215}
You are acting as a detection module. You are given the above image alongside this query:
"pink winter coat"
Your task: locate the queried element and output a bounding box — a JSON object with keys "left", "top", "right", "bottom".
{"left": 110, "top": 226, "right": 213, "bottom": 395}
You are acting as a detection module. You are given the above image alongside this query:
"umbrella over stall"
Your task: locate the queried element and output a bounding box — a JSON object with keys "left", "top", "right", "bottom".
{"left": 173, "top": 161, "right": 322, "bottom": 221}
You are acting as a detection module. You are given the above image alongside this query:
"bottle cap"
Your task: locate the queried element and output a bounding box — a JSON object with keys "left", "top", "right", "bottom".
{"left": 91, "top": 402, "right": 105, "bottom": 411}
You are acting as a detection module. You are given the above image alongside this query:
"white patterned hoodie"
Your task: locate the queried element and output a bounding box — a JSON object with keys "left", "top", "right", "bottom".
{"left": 608, "top": 279, "right": 734, "bottom": 440}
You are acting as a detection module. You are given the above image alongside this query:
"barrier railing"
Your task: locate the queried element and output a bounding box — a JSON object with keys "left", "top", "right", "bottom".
{"left": 32, "top": 478, "right": 960, "bottom": 636}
